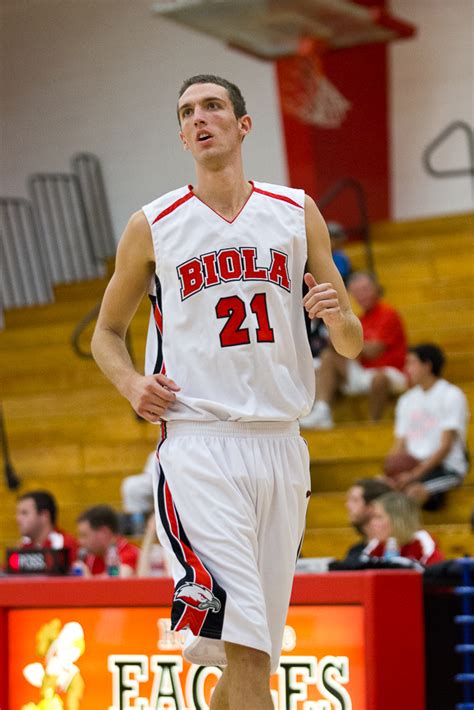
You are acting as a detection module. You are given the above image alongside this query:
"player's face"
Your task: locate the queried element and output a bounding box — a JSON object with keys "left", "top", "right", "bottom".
{"left": 348, "top": 276, "right": 379, "bottom": 312}
{"left": 346, "top": 486, "right": 368, "bottom": 526}
{"left": 370, "top": 503, "right": 391, "bottom": 542}
{"left": 178, "top": 83, "right": 251, "bottom": 163}
{"left": 16, "top": 498, "right": 43, "bottom": 538}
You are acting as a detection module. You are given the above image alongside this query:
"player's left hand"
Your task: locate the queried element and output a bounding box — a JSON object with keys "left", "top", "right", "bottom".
{"left": 303, "top": 273, "right": 344, "bottom": 327}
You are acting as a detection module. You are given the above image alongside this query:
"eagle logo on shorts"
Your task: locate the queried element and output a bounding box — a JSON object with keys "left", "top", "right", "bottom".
{"left": 174, "top": 582, "right": 222, "bottom": 613}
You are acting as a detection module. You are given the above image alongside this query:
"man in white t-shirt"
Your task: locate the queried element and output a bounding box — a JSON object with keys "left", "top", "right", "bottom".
{"left": 386, "top": 344, "right": 469, "bottom": 509}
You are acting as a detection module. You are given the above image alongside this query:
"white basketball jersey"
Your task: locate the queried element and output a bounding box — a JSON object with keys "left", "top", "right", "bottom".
{"left": 142, "top": 181, "right": 315, "bottom": 421}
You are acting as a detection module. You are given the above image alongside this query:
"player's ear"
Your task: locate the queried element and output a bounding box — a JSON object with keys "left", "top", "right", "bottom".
{"left": 179, "top": 130, "right": 189, "bottom": 151}
{"left": 239, "top": 114, "right": 252, "bottom": 142}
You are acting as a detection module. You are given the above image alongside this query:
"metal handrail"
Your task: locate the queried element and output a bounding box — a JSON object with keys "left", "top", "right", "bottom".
{"left": 422, "top": 120, "right": 474, "bottom": 199}
{"left": 70, "top": 303, "right": 143, "bottom": 421}
{"left": 70, "top": 302, "right": 136, "bottom": 366}
{"left": 0, "top": 404, "right": 21, "bottom": 490}
{"left": 317, "top": 177, "right": 376, "bottom": 277}
{"left": 70, "top": 303, "right": 100, "bottom": 359}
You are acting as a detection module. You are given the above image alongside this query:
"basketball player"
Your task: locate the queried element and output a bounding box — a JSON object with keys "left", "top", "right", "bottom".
{"left": 92, "top": 75, "right": 362, "bottom": 710}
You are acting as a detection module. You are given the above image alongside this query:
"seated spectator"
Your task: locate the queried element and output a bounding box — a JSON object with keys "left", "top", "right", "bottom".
{"left": 363, "top": 492, "right": 444, "bottom": 566}
{"left": 384, "top": 344, "right": 470, "bottom": 510}
{"left": 121, "top": 451, "right": 155, "bottom": 518}
{"left": 136, "top": 513, "right": 172, "bottom": 578}
{"left": 342, "top": 478, "right": 392, "bottom": 562}
{"left": 76, "top": 505, "right": 139, "bottom": 577}
{"left": 301, "top": 272, "right": 407, "bottom": 428}
{"left": 327, "top": 221, "right": 352, "bottom": 284}
{"left": 16, "top": 490, "right": 78, "bottom": 564}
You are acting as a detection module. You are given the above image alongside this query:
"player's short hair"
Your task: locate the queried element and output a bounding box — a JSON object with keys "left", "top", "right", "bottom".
{"left": 353, "top": 478, "right": 391, "bottom": 505}
{"left": 18, "top": 490, "right": 57, "bottom": 526}
{"left": 409, "top": 343, "right": 445, "bottom": 377}
{"left": 77, "top": 505, "right": 119, "bottom": 533}
{"left": 177, "top": 74, "right": 247, "bottom": 123}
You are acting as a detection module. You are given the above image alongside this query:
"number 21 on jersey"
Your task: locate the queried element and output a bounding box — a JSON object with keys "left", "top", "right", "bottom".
{"left": 215, "top": 292, "right": 274, "bottom": 347}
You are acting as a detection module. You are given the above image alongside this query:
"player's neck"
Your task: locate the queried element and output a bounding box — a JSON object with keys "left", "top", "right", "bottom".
{"left": 193, "top": 164, "right": 251, "bottom": 221}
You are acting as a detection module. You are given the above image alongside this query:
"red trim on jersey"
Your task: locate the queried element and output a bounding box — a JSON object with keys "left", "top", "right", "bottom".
{"left": 153, "top": 301, "right": 166, "bottom": 374}
{"left": 253, "top": 185, "right": 303, "bottom": 209}
{"left": 153, "top": 302, "right": 163, "bottom": 333}
{"left": 164, "top": 481, "right": 212, "bottom": 635}
{"left": 152, "top": 190, "right": 194, "bottom": 224}
{"left": 189, "top": 182, "right": 255, "bottom": 224}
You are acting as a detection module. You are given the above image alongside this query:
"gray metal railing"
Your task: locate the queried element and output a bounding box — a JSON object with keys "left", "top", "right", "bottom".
{"left": 72, "top": 153, "right": 116, "bottom": 261}
{"left": 28, "top": 172, "right": 103, "bottom": 283}
{"left": 317, "top": 177, "right": 375, "bottom": 276}
{"left": 0, "top": 197, "right": 53, "bottom": 309}
{"left": 422, "top": 120, "right": 474, "bottom": 200}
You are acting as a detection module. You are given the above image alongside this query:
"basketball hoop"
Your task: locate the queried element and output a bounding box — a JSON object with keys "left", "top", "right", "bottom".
{"left": 278, "top": 38, "right": 351, "bottom": 129}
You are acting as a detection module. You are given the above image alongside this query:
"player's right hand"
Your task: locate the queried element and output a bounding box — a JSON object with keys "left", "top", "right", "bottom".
{"left": 303, "top": 272, "right": 343, "bottom": 326}
{"left": 124, "top": 373, "right": 180, "bottom": 422}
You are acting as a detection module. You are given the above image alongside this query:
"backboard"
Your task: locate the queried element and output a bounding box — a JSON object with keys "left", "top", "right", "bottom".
{"left": 152, "top": 0, "right": 416, "bottom": 60}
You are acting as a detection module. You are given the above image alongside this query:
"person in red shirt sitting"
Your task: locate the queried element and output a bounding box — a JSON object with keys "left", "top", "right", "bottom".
{"left": 76, "top": 504, "right": 139, "bottom": 577}
{"left": 362, "top": 491, "right": 444, "bottom": 566}
{"left": 16, "top": 490, "right": 78, "bottom": 565}
{"left": 301, "top": 271, "right": 408, "bottom": 428}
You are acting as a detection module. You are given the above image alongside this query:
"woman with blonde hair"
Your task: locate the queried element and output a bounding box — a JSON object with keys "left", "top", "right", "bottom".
{"left": 362, "top": 491, "right": 444, "bottom": 566}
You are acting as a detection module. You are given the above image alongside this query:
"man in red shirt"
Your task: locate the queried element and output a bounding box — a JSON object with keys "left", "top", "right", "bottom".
{"left": 76, "top": 505, "right": 139, "bottom": 577}
{"left": 16, "top": 490, "right": 78, "bottom": 565}
{"left": 301, "top": 272, "right": 407, "bottom": 428}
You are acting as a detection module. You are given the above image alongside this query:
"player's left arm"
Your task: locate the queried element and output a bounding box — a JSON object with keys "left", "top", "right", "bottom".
{"left": 303, "top": 195, "right": 362, "bottom": 358}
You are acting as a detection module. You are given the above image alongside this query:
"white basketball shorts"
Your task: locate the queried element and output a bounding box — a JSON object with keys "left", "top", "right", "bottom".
{"left": 153, "top": 420, "right": 311, "bottom": 673}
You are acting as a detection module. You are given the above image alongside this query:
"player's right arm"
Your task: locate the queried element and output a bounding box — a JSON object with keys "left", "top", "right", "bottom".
{"left": 91, "top": 210, "right": 179, "bottom": 422}
{"left": 303, "top": 195, "right": 362, "bottom": 358}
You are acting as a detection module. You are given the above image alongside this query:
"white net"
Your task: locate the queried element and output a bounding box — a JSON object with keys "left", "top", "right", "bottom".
{"left": 300, "top": 74, "right": 351, "bottom": 128}
{"left": 280, "top": 54, "right": 352, "bottom": 129}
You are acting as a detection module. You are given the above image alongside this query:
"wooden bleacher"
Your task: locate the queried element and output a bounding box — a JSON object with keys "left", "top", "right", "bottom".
{"left": 303, "top": 211, "right": 474, "bottom": 559}
{"left": 0, "top": 212, "right": 473, "bottom": 563}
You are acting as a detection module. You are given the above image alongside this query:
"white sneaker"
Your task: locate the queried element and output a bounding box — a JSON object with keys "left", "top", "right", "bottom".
{"left": 299, "top": 401, "right": 334, "bottom": 430}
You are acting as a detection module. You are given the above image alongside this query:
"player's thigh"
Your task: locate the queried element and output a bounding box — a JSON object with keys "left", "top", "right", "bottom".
{"left": 256, "top": 435, "right": 310, "bottom": 670}
{"left": 155, "top": 434, "right": 262, "bottom": 587}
